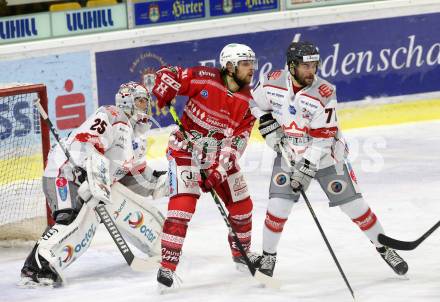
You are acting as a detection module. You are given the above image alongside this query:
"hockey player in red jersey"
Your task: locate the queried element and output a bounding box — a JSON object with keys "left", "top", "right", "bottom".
{"left": 152, "top": 43, "right": 260, "bottom": 288}
{"left": 251, "top": 41, "right": 409, "bottom": 278}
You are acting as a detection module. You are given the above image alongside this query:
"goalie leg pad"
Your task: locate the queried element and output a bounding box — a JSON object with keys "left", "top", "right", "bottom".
{"left": 109, "top": 183, "right": 165, "bottom": 257}
{"left": 37, "top": 204, "right": 100, "bottom": 275}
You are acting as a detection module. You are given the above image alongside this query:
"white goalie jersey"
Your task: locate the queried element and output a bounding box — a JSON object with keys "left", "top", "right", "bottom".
{"left": 251, "top": 70, "right": 348, "bottom": 170}
{"left": 44, "top": 105, "right": 148, "bottom": 183}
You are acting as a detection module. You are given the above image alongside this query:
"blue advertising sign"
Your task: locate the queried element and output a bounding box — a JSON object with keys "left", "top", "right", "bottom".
{"left": 0, "top": 52, "right": 94, "bottom": 135}
{"left": 134, "top": 0, "right": 205, "bottom": 26}
{"left": 96, "top": 12, "right": 440, "bottom": 128}
{"left": 210, "top": 0, "right": 279, "bottom": 17}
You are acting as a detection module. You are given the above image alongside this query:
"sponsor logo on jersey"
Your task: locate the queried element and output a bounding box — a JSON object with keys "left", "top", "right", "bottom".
{"left": 200, "top": 89, "right": 208, "bottom": 99}
{"left": 327, "top": 180, "right": 347, "bottom": 195}
{"left": 318, "top": 84, "right": 333, "bottom": 98}
{"left": 132, "top": 140, "right": 139, "bottom": 150}
{"left": 288, "top": 105, "right": 296, "bottom": 115}
{"left": 273, "top": 172, "right": 289, "bottom": 187}
{"left": 268, "top": 71, "right": 282, "bottom": 80}
{"left": 180, "top": 170, "right": 198, "bottom": 188}
{"left": 56, "top": 177, "right": 68, "bottom": 201}
{"left": 125, "top": 211, "right": 144, "bottom": 228}
{"left": 198, "top": 70, "right": 216, "bottom": 78}
{"left": 232, "top": 175, "right": 248, "bottom": 196}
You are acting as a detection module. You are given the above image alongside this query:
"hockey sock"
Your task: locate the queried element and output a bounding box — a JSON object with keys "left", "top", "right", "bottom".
{"left": 262, "top": 197, "right": 293, "bottom": 254}
{"left": 227, "top": 197, "right": 253, "bottom": 257}
{"left": 160, "top": 195, "right": 197, "bottom": 270}
{"left": 339, "top": 198, "right": 385, "bottom": 246}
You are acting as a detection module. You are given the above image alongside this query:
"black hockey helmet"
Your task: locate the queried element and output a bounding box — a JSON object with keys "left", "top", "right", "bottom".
{"left": 286, "top": 41, "right": 320, "bottom": 67}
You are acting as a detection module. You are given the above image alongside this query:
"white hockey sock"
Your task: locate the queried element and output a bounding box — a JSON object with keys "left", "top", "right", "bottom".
{"left": 339, "top": 198, "right": 384, "bottom": 246}
{"left": 263, "top": 197, "right": 294, "bottom": 254}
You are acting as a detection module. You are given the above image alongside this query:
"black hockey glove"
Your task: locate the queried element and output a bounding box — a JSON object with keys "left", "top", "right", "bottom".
{"left": 290, "top": 158, "right": 316, "bottom": 192}
{"left": 258, "top": 113, "right": 282, "bottom": 152}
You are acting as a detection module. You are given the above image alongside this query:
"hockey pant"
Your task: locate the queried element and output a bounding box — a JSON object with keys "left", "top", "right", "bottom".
{"left": 262, "top": 154, "right": 385, "bottom": 254}
{"left": 160, "top": 157, "right": 253, "bottom": 271}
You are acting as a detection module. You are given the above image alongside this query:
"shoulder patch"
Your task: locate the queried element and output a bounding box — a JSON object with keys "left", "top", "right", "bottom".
{"left": 318, "top": 84, "right": 333, "bottom": 98}
{"left": 267, "top": 71, "right": 282, "bottom": 80}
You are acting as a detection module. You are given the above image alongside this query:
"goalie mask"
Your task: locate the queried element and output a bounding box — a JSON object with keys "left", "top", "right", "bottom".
{"left": 115, "top": 82, "right": 153, "bottom": 128}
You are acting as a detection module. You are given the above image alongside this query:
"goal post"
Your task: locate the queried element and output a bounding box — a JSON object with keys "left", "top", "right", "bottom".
{"left": 0, "top": 83, "right": 52, "bottom": 241}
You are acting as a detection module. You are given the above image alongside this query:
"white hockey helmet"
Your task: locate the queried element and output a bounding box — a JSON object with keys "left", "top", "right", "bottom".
{"left": 115, "top": 81, "right": 152, "bottom": 120}
{"left": 219, "top": 43, "right": 257, "bottom": 70}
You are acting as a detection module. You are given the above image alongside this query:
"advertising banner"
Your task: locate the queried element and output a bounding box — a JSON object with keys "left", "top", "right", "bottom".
{"left": 51, "top": 4, "right": 127, "bottom": 37}
{"left": 96, "top": 12, "right": 440, "bottom": 128}
{"left": 0, "top": 51, "right": 94, "bottom": 136}
{"left": 0, "top": 13, "right": 51, "bottom": 44}
{"left": 210, "top": 0, "right": 278, "bottom": 17}
{"left": 134, "top": 0, "right": 205, "bottom": 26}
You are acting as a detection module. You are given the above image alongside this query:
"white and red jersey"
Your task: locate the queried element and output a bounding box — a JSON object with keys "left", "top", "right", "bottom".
{"left": 44, "top": 105, "right": 148, "bottom": 183}
{"left": 251, "top": 70, "right": 348, "bottom": 169}
{"left": 168, "top": 66, "right": 255, "bottom": 168}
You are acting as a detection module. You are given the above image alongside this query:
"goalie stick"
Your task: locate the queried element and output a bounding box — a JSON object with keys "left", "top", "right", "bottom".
{"left": 278, "top": 141, "right": 355, "bottom": 300}
{"left": 34, "top": 99, "right": 159, "bottom": 272}
{"left": 378, "top": 220, "right": 440, "bottom": 251}
{"left": 169, "top": 106, "right": 280, "bottom": 289}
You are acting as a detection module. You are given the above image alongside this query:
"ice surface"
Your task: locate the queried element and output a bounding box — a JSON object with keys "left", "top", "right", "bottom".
{"left": 1, "top": 121, "right": 440, "bottom": 302}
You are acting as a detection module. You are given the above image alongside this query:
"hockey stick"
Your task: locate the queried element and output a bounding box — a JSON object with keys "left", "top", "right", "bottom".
{"left": 279, "top": 142, "right": 355, "bottom": 300}
{"left": 169, "top": 106, "right": 280, "bottom": 289}
{"left": 378, "top": 220, "right": 440, "bottom": 251}
{"left": 33, "top": 99, "right": 159, "bottom": 272}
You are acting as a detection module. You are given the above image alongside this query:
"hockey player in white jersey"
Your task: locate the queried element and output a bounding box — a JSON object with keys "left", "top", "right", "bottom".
{"left": 251, "top": 41, "right": 408, "bottom": 278}
{"left": 19, "top": 82, "right": 168, "bottom": 287}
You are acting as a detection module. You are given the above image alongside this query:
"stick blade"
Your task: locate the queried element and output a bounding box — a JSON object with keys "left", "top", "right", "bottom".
{"left": 130, "top": 255, "right": 160, "bottom": 272}
{"left": 254, "top": 271, "right": 281, "bottom": 289}
{"left": 378, "top": 233, "right": 418, "bottom": 251}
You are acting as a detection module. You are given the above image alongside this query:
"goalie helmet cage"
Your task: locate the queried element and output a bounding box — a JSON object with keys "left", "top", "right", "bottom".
{"left": 0, "top": 83, "right": 52, "bottom": 241}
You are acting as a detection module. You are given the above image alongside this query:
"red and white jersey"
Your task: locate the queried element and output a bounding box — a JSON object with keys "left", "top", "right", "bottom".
{"left": 251, "top": 70, "right": 348, "bottom": 169}
{"left": 169, "top": 66, "right": 255, "bottom": 167}
{"left": 44, "top": 105, "right": 148, "bottom": 183}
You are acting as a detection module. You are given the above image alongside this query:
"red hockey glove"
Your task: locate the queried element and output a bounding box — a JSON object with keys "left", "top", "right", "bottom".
{"left": 199, "top": 167, "right": 227, "bottom": 192}
{"left": 152, "top": 66, "right": 182, "bottom": 109}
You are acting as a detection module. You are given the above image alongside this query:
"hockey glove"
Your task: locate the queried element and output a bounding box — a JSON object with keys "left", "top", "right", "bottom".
{"left": 72, "top": 166, "right": 87, "bottom": 186}
{"left": 199, "top": 166, "right": 227, "bottom": 193}
{"left": 152, "top": 66, "right": 182, "bottom": 109}
{"left": 290, "top": 158, "right": 317, "bottom": 193}
{"left": 258, "top": 113, "right": 283, "bottom": 152}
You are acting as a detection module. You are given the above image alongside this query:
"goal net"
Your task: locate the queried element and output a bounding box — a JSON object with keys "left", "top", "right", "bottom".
{"left": 0, "top": 84, "right": 51, "bottom": 241}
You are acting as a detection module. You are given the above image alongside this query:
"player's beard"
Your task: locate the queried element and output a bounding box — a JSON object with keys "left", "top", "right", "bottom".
{"left": 233, "top": 72, "right": 251, "bottom": 88}
{"left": 294, "top": 73, "right": 314, "bottom": 87}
